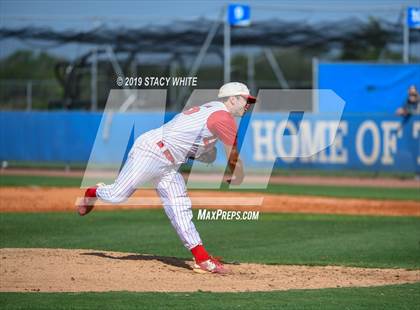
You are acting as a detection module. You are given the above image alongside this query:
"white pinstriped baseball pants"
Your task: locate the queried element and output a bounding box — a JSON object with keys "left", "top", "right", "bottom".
{"left": 96, "top": 138, "right": 202, "bottom": 250}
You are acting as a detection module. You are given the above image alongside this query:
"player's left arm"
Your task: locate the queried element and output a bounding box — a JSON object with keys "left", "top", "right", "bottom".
{"left": 206, "top": 110, "right": 244, "bottom": 185}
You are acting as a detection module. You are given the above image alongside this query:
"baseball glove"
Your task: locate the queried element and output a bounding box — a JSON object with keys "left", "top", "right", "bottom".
{"left": 190, "top": 147, "right": 217, "bottom": 164}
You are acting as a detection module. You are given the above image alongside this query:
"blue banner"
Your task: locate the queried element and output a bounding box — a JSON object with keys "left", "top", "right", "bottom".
{"left": 318, "top": 63, "right": 420, "bottom": 114}
{"left": 239, "top": 113, "right": 419, "bottom": 173}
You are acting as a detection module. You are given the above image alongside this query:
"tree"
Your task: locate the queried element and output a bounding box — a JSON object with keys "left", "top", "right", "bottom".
{"left": 339, "top": 17, "right": 391, "bottom": 60}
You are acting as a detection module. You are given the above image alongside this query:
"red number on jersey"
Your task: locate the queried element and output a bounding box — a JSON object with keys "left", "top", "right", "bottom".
{"left": 183, "top": 106, "right": 200, "bottom": 115}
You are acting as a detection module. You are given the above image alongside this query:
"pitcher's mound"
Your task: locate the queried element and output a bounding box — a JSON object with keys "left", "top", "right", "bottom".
{"left": 1, "top": 248, "right": 419, "bottom": 293}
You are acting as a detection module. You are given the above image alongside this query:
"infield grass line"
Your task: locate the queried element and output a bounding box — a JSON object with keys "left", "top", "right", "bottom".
{"left": 0, "top": 283, "right": 419, "bottom": 310}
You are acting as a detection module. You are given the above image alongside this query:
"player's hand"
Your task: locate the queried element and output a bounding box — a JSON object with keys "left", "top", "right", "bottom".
{"left": 224, "top": 175, "right": 243, "bottom": 185}
{"left": 190, "top": 147, "right": 217, "bottom": 164}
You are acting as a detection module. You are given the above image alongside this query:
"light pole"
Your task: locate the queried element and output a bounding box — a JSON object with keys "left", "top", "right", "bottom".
{"left": 224, "top": 4, "right": 231, "bottom": 84}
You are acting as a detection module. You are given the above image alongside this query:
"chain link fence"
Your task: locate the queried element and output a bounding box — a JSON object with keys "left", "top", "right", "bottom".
{"left": 0, "top": 79, "right": 62, "bottom": 110}
{"left": 0, "top": 78, "right": 311, "bottom": 111}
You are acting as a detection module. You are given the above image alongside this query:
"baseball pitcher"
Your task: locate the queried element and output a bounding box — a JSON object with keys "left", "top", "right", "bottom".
{"left": 78, "top": 82, "right": 257, "bottom": 274}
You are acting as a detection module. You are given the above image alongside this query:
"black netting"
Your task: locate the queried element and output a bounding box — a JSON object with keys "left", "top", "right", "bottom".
{"left": 1, "top": 18, "right": 417, "bottom": 53}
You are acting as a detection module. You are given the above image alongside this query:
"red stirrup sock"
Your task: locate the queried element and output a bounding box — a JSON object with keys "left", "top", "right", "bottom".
{"left": 191, "top": 244, "right": 210, "bottom": 263}
{"left": 85, "top": 187, "right": 97, "bottom": 198}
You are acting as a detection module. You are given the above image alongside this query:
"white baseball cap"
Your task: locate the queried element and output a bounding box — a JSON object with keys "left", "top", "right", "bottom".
{"left": 218, "top": 82, "right": 256, "bottom": 103}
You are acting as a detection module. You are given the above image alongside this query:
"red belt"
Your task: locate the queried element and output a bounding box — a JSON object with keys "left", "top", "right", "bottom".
{"left": 156, "top": 141, "right": 175, "bottom": 164}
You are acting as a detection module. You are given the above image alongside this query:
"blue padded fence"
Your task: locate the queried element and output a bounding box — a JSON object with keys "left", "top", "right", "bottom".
{"left": 318, "top": 62, "right": 420, "bottom": 114}
{"left": 1, "top": 111, "right": 419, "bottom": 173}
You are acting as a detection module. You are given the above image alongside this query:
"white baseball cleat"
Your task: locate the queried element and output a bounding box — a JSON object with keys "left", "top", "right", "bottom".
{"left": 193, "top": 257, "right": 229, "bottom": 274}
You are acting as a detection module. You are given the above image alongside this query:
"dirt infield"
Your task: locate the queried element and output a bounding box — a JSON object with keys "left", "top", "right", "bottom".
{"left": 2, "top": 168, "right": 419, "bottom": 188}
{"left": 0, "top": 187, "right": 419, "bottom": 216}
{"left": 1, "top": 187, "right": 419, "bottom": 293}
{"left": 1, "top": 248, "right": 419, "bottom": 293}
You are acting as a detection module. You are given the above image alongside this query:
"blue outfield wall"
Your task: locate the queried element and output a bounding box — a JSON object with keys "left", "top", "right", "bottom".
{"left": 0, "top": 111, "right": 419, "bottom": 172}
{"left": 318, "top": 63, "right": 420, "bottom": 114}
{"left": 0, "top": 112, "right": 101, "bottom": 163}
{"left": 240, "top": 113, "right": 419, "bottom": 173}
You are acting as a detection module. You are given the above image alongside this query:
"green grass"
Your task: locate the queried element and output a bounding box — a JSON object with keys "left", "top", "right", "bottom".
{"left": 0, "top": 175, "right": 82, "bottom": 187}
{"left": 1, "top": 211, "right": 419, "bottom": 309}
{"left": 1, "top": 175, "right": 419, "bottom": 201}
{"left": 4, "top": 161, "right": 415, "bottom": 179}
{"left": 1, "top": 283, "right": 419, "bottom": 309}
{"left": 1, "top": 211, "right": 419, "bottom": 269}
{"left": 3, "top": 161, "right": 88, "bottom": 170}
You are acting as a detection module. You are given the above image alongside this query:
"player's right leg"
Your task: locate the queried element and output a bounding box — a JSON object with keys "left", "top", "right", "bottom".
{"left": 155, "top": 170, "right": 228, "bottom": 274}
{"left": 78, "top": 140, "right": 166, "bottom": 215}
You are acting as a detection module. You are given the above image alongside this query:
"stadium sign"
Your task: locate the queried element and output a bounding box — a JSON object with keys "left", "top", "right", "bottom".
{"left": 228, "top": 4, "right": 251, "bottom": 27}
{"left": 407, "top": 7, "right": 420, "bottom": 29}
{"left": 249, "top": 116, "right": 420, "bottom": 171}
